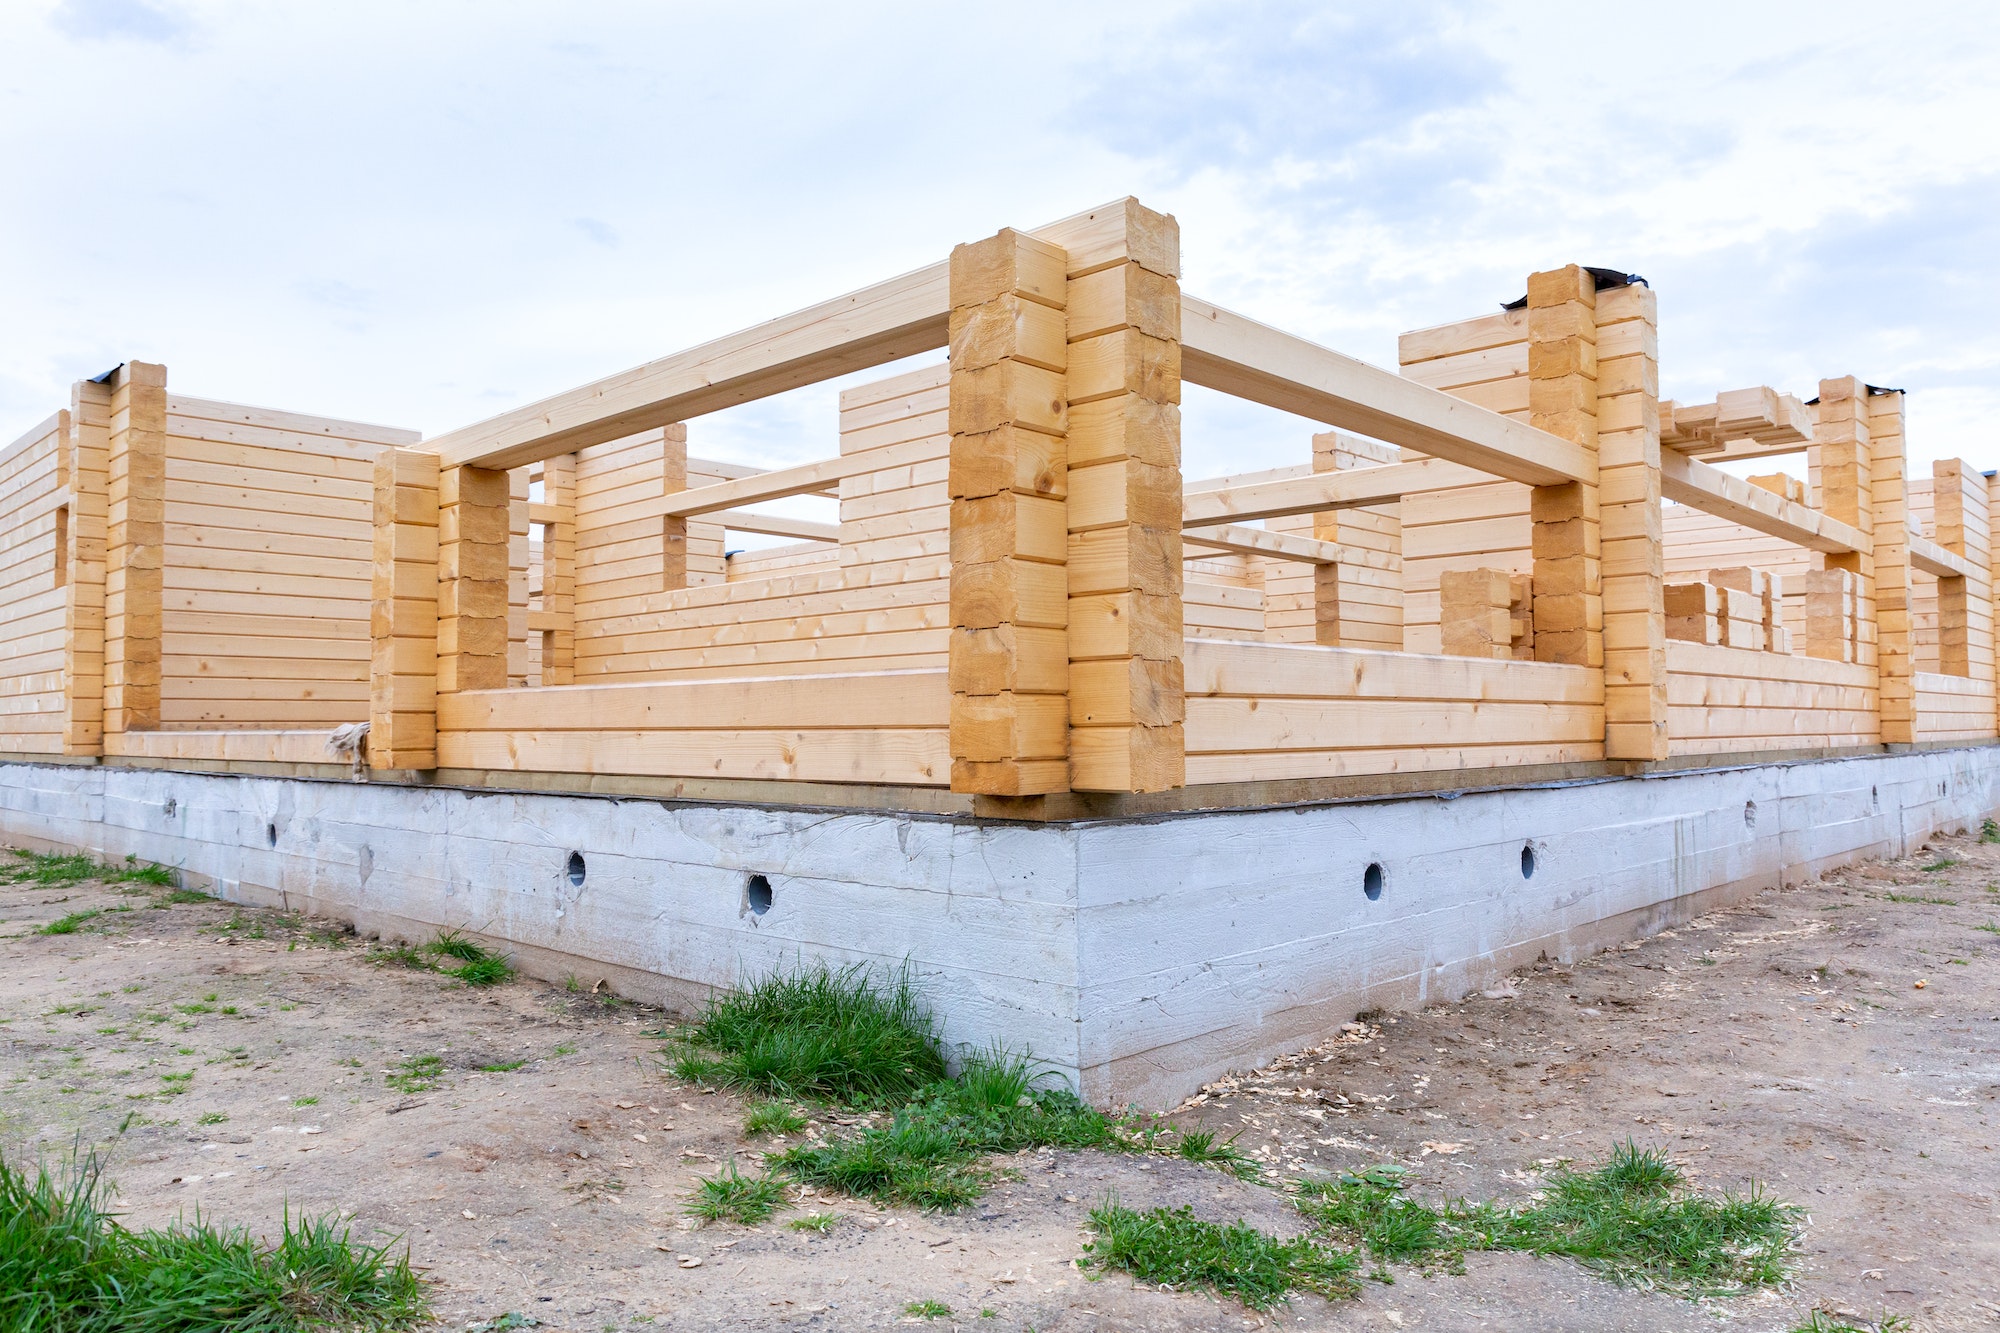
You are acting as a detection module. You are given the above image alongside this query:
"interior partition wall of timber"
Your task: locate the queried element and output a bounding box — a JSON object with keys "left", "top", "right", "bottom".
{"left": 4, "top": 198, "right": 1997, "bottom": 811}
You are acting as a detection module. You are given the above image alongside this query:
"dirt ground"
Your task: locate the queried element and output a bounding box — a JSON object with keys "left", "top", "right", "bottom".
{"left": 3, "top": 832, "right": 1998, "bottom": 1333}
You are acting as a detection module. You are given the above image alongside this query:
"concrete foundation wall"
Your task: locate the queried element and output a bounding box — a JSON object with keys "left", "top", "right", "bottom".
{"left": 3, "top": 746, "right": 1996, "bottom": 1107}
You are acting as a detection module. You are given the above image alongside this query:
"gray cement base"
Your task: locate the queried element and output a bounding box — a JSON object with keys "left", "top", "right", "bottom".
{"left": 3, "top": 746, "right": 1996, "bottom": 1108}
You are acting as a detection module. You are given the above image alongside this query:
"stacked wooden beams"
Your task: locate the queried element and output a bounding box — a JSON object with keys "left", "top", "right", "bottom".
{"left": 436, "top": 465, "right": 510, "bottom": 696}
{"left": 945, "top": 228, "right": 1072, "bottom": 796}
{"left": 1710, "top": 567, "right": 1785, "bottom": 653}
{"left": 103, "top": 363, "right": 167, "bottom": 738}
{"left": 1311, "top": 432, "right": 1402, "bottom": 649}
{"left": 0, "top": 414, "right": 70, "bottom": 755}
{"left": 1810, "top": 377, "right": 1877, "bottom": 672}
{"left": 1439, "top": 568, "right": 1514, "bottom": 659}
{"left": 1665, "top": 639, "right": 1877, "bottom": 755}
{"left": 1662, "top": 387, "right": 1812, "bottom": 457}
{"left": 1805, "top": 567, "right": 1860, "bottom": 663}
{"left": 64, "top": 384, "right": 109, "bottom": 755}
{"left": 1864, "top": 388, "right": 1914, "bottom": 742}
{"left": 1526, "top": 267, "right": 1603, "bottom": 669}
{"left": 1664, "top": 583, "right": 1720, "bottom": 645}
{"left": 1183, "top": 639, "right": 1604, "bottom": 783}
{"left": 1595, "top": 281, "right": 1668, "bottom": 757}
{"left": 1043, "top": 200, "right": 1186, "bottom": 793}
{"left": 539, "top": 454, "right": 578, "bottom": 685}
{"left": 1394, "top": 313, "right": 1531, "bottom": 654}
{"left": 368, "top": 448, "right": 440, "bottom": 769}
{"left": 159, "top": 397, "right": 399, "bottom": 729}
{"left": 1933, "top": 459, "right": 1991, "bottom": 681}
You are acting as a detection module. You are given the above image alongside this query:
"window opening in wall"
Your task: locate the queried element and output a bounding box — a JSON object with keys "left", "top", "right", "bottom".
{"left": 53, "top": 505, "right": 67, "bottom": 589}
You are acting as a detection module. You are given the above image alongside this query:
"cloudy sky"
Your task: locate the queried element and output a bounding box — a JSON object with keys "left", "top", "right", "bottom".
{"left": 4, "top": 0, "right": 1998, "bottom": 491}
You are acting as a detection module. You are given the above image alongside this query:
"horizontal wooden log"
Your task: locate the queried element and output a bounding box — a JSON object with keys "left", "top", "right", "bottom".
{"left": 1909, "top": 533, "right": 1977, "bottom": 580}
{"left": 425, "top": 264, "right": 952, "bottom": 471}
{"left": 1183, "top": 458, "right": 1488, "bottom": 527}
{"left": 1660, "top": 451, "right": 1866, "bottom": 555}
{"left": 1179, "top": 295, "right": 1595, "bottom": 487}
{"left": 1182, "top": 524, "right": 1338, "bottom": 564}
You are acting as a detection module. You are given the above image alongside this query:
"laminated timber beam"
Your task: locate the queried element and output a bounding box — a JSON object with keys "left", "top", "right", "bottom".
{"left": 1181, "top": 457, "right": 1489, "bottom": 527}
{"left": 1910, "top": 532, "right": 1977, "bottom": 581}
{"left": 1663, "top": 386, "right": 1813, "bottom": 455}
{"left": 426, "top": 263, "right": 953, "bottom": 471}
{"left": 707, "top": 510, "right": 838, "bottom": 542}
{"left": 1179, "top": 295, "right": 1598, "bottom": 488}
{"left": 1183, "top": 524, "right": 1339, "bottom": 564}
{"left": 1660, "top": 449, "right": 1865, "bottom": 555}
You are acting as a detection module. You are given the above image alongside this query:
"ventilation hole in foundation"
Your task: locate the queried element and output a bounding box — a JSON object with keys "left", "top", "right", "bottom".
{"left": 1744, "top": 800, "right": 1758, "bottom": 828}
{"left": 1939, "top": 781, "right": 1948, "bottom": 796}
{"left": 747, "top": 874, "right": 773, "bottom": 916}
{"left": 1520, "top": 844, "right": 1537, "bottom": 880}
{"left": 1871, "top": 785, "right": 1880, "bottom": 809}
{"left": 162, "top": 797, "right": 176, "bottom": 818}
{"left": 265, "top": 822, "right": 277, "bottom": 848}
{"left": 1362, "top": 863, "right": 1384, "bottom": 901}
{"left": 566, "top": 852, "right": 586, "bottom": 888}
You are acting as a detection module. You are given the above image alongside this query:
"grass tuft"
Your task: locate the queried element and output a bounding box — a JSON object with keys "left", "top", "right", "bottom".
{"left": 1295, "top": 1142, "right": 1798, "bottom": 1298}
{"left": 744, "top": 1102, "right": 807, "bottom": 1137}
{"left": 685, "top": 1159, "right": 788, "bottom": 1226}
{"left": 1983, "top": 818, "right": 2000, "bottom": 844}
{"left": 1920, "top": 856, "right": 1960, "bottom": 872}
{"left": 670, "top": 961, "right": 949, "bottom": 1104}
{"left": 769, "top": 1051, "right": 1130, "bottom": 1211}
{"left": 1083, "top": 1202, "right": 1361, "bottom": 1310}
{"left": 0, "top": 1147, "right": 426, "bottom": 1331}
{"left": 384, "top": 1055, "right": 445, "bottom": 1094}
{"left": 2, "top": 848, "right": 176, "bottom": 889}
{"left": 39, "top": 910, "right": 103, "bottom": 936}
{"left": 1791, "top": 1315, "right": 1910, "bottom": 1333}
{"left": 423, "top": 930, "right": 514, "bottom": 986}
{"left": 903, "top": 1299, "right": 952, "bottom": 1319}
{"left": 1173, "top": 1128, "right": 1260, "bottom": 1179}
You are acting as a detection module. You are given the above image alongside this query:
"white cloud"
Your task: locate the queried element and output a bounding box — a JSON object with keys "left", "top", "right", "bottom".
{"left": 2, "top": 0, "right": 1996, "bottom": 477}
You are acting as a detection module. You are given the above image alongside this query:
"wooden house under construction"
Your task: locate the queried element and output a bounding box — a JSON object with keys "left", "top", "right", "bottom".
{"left": 2, "top": 198, "right": 1993, "bottom": 1104}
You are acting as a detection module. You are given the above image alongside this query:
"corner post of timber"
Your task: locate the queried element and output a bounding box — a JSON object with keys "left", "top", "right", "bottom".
{"left": 1865, "top": 387, "right": 1912, "bottom": 742}
{"left": 63, "top": 378, "right": 112, "bottom": 756}
{"left": 1810, "top": 377, "right": 1881, "bottom": 716}
{"left": 1932, "top": 458, "right": 1991, "bottom": 682}
{"left": 368, "top": 448, "right": 441, "bottom": 769}
{"left": 1054, "top": 199, "right": 1185, "bottom": 792}
{"left": 1593, "top": 279, "right": 1668, "bottom": 759}
{"left": 507, "top": 467, "right": 531, "bottom": 685}
{"left": 542, "top": 452, "right": 579, "bottom": 685}
{"left": 1525, "top": 268, "right": 1604, "bottom": 677}
{"left": 947, "top": 228, "right": 1072, "bottom": 797}
{"left": 436, "top": 463, "right": 511, "bottom": 715}
{"left": 661, "top": 423, "right": 690, "bottom": 593}
{"left": 102, "top": 361, "right": 166, "bottom": 739}
{"left": 1312, "top": 432, "right": 1402, "bottom": 649}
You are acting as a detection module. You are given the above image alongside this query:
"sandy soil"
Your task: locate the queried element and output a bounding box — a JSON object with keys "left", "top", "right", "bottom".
{"left": 3, "top": 832, "right": 1997, "bottom": 1333}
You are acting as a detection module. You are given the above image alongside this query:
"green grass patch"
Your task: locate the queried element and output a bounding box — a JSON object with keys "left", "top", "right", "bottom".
{"left": 1921, "top": 857, "right": 1961, "bottom": 872}
{"left": 370, "top": 931, "right": 513, "bottom": 987}
{"left": 1883, "top": 891, "right": 1958, "bottom": 906}
{"left": 1173, "top": 1128, "right": 1260, "bottom": 1179}
{"left": 2, "top": 848, "right": 176, "bottom": 889}
{"left": 903, "top": 1300, "right": 952, "bottom": 1319}
{"left": 1976, "top": 921, "right": 2000, "bottom": 935}
{"left": 1983, "top": 819, "right": 2000, "bottom": 844}
{"left": 475, "top": 1059, "right": 528, "bottom": 1073}
{"left": 0, "top": 1148, "right": 426, "bottom": 1331}
{"left": 196, "top": 1112, "right": 228, "bottom": 1126}
{"left": 1297, "top": 1143, "right": 1796, "bottom": 1297}
{"left": 38, "top": 910, "right": 102, "bottom": 936}
{"left": 1083, "top": 1203, "right": 1361, "bottom": 1311}
{"left": 744, "top": 1102, "right": 807, "bottom": 1137}
{"left": 670, "top": 962, "right": 949, "bottom": 1104}
{"left": 159, "top": 888, "right": 214, "bottom": 905}
{"left": 384, "top": 1055, "right": 445, "bottom": 1095}
{"left": 685, "top": 1159, "right": 788, "bottom": 1225}
{"left": 769, "top": 1051, "right": 1132, "bottom": 1210}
